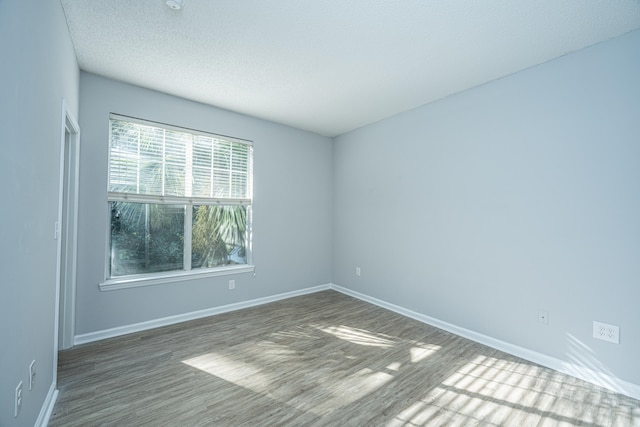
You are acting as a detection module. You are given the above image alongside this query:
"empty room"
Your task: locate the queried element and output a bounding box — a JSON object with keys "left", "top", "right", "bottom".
{"left": 1, "top": 1, "right": 640, "bottom": 426}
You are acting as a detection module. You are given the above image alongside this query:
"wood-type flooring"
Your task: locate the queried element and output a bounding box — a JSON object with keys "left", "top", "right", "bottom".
{"left": 50, "top": 290, "right": 640, "bottom": 426}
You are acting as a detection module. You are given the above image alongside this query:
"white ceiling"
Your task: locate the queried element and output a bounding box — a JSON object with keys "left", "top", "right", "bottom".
{"left": 60, "top": 0, "right": 640, "bottom": 137}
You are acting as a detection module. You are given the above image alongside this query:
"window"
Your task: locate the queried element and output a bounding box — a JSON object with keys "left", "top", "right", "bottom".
{"left": 105, "top": 114, "right": 253, "bottom": 287}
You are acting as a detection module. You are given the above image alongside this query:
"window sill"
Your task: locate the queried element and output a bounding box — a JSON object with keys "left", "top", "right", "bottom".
{"left": 99, "top": 265, "right": 255, "bottom": 291}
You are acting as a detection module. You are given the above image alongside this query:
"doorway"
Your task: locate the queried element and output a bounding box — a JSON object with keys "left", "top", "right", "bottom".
{"left": 55, "top": 100, "right": 80, "bottom": 353}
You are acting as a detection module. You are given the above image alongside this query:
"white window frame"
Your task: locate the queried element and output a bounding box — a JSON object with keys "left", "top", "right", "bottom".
{"left": 100, "top": 114, "right": 254, "bottom": 291}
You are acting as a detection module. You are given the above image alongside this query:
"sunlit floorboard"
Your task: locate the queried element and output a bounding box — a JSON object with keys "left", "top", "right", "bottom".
{"left": 50, "top": 290, "right": 640, "bottom": 426}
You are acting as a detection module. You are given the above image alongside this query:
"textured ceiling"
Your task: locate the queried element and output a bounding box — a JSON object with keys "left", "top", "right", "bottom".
{"left": 60, "top": 0, "right": 640, "bottom": 137}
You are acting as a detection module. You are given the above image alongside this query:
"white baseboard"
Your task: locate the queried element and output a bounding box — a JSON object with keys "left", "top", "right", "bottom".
{"left": 74, "top": 284, "right": 331, "bottom": 345}
{"left": 329, "top": 283, "right": 640, "bottom": 401}
{"left": 71, "top": 281, "right": 640, "bottom": 401}
{"left": 35, "top": 382, "right": 58, "bottom": 427}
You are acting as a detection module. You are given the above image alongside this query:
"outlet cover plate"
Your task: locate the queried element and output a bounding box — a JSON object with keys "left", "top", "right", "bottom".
{"left": 593, "top": 320, "right": 620, "bottom": 344}
{"left": 15, "top": 381, "right": 22, "bottom": 417}
{"left": 29, "top": 360, "right": 36, "bottom": 390}
{"left": 538, "top": 310, "right": 549, "bottom": 325}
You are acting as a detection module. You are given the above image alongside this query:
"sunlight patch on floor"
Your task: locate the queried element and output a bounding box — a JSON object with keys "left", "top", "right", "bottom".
{"left": 181, "top": 323, "right": 409, "bottom": 416}
{"left": 307, "top": 368, "right": 395, "bottom": 415}
{"left": 387, "top": 354, "right": 638, "bottom": 426}
{"left": 183, "top": 351, "right": 395, "bottom": 416}
{"left": 318, "top": 325, "right": 397, "bottom": 347}
{"left": 386, "top": 362, "right": 402, "bottom": 371}
{"left": 182, "top": 352, "right": 272, "bottom": 391}
{"left": 410, "top": 344, "right": 440, "bottom": 363}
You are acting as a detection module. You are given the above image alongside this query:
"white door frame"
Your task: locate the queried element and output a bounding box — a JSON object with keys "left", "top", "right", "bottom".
{"left": 53, "top": 98, "right": 80, "bottom": 365}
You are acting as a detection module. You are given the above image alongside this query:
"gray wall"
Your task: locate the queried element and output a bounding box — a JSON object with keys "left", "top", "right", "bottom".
{"left": 0, "top": 1, "right": 79, "bottom": 426}
{"left": 75, "top": 73, "right": 333, "bottom": 335}
{"left": 333, "top": 30, "right": 640, "bottom": 386}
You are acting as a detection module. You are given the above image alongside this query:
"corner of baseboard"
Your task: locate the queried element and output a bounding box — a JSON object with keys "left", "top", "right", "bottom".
{"left": 329, "top": 283, "right": 640, "bottom": 401}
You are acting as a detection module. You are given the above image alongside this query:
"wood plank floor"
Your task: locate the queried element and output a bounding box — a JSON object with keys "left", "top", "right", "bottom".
{"left": 50, "top": 290, "right": 640, "bottom": 426}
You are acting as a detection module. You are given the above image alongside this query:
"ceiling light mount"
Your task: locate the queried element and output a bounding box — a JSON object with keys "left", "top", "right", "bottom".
{"left": 166, "top": 0, "right": 184, "bottom": 10}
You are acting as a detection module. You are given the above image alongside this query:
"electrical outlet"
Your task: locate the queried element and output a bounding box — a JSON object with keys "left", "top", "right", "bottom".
{"left": 15, "top": 381, "right": 23, "bottom": 417}
{"left": 538, "top": 310, "right": 549, "bottom": 325}
{"left": 593, "top": 321, "right": 620, "bottom": 344}
{"left": 355, "top": 267, "right": 361, "bottom": 276}
{"left": 229, "top": 279, "right": 235, "bottom": 290}
{"left": 29, "top": 360, "right": 36, "bottom": 390}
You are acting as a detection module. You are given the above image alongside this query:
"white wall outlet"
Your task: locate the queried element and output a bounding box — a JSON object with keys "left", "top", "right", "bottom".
{"left": 29, "top": 360, "right": 36, "bottom": 390}
{"left": 538, "top": 310, "right": 549, "bottom": 325}
{"left": 593, "top": 320, "right": 620, "bottom": 344}
{"left": 228, "top": 279, "right": 235, "bottom": 290}
{"left": 355, "top": 267, "right": 361, "bottom": 276}
{"left": 15, "top": 381, "right": 23, "bottom": 417}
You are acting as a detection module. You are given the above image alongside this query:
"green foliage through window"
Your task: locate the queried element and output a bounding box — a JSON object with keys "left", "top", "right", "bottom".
{"left": 192, "top": 205, "right": 247, "bottom": 269}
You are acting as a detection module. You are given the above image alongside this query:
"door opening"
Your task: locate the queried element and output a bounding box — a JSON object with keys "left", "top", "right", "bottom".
{"left": 55, "top": 101, "right": 80, "bottom": 353}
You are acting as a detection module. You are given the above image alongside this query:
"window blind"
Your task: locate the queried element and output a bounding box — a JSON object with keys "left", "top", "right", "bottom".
{"left": 108, "top": 114, "right": 252, "bottom": 204}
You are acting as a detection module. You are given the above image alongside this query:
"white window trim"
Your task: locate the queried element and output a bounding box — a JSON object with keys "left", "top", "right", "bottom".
{"left": 99, "top": 264, "right": 255, "bottom": 291}
{"left": 104, "top": 114, "right": 254, "bottom": 289}
{"left": 107, "top": 191, "right": 251, "bottom": 205}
